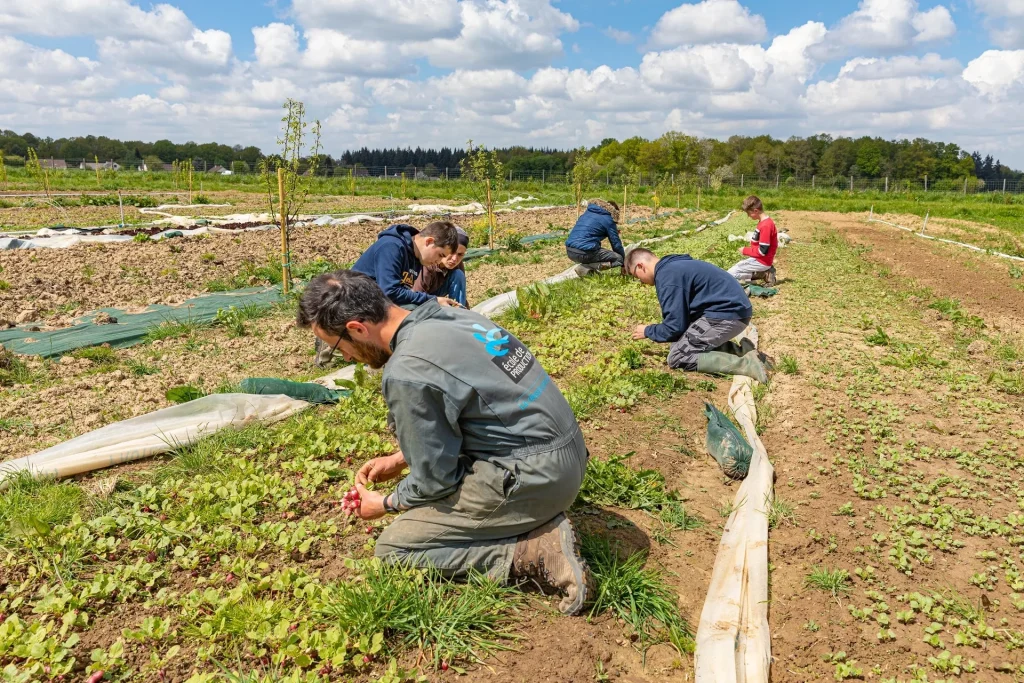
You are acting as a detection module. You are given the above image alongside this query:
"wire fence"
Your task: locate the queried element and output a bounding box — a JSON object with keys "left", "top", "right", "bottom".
{"left": 6, "top": 159, "right": 1024, "bottom": 195}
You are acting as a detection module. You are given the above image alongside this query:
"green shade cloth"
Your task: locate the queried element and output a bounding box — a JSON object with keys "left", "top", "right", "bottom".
{"left": 238, "top": 378, "right": 349, "bottom": 404}
{"left": 703, "top": 402, "right": 753, "bottom": 480}
{"left": 0, "top": 287, "right": 285, "bottom": 358}
{"left": 746, "top": 285, "right": 779, "bottom": 298}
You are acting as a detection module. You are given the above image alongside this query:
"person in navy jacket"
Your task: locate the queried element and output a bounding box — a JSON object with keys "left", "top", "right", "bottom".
{"left": 315, "top": 221, "right": 460, "bottom": 367}
{"left": 625, "top": 248, "right": 769, "bottom": 383}
{"left": 565, "top": 199, "right": 624, "bottom": 275}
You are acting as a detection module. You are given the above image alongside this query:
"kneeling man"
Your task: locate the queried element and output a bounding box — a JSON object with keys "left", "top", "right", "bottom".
{"left": 625, "top": 248, "right": 769, "bottom": 382}
{"left": 298, "top": 271, "right": 593, "bottom": 615}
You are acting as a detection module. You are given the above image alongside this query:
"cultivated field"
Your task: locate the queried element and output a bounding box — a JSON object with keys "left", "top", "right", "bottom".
{"left": 2, "top": 185, "right": 1024, "bottom": 682}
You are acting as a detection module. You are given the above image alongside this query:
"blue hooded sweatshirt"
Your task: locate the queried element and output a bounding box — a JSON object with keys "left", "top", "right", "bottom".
{"left": 565, "top": 204, "right": 624, "bottom": 258}
{"left": 351, "top": 224, "right": 432, "bottom": 307}
{"left": 644, "top": 254, "right": 753, "bottom": 343}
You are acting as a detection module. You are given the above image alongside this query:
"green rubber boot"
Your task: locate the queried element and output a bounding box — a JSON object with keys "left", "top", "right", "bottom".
{"left": 696, "top": 350, "right": 769, "bottom": 384}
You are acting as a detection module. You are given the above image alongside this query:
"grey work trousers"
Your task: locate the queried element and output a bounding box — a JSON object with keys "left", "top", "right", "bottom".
{"left": 667, "top": 316, "right": 751, "bottom": 371}
{"left": 566, "top": 245, "right": 624, "bottom": 269}
{"left": 374, "top": 428, "right": 589, "bottom": 581}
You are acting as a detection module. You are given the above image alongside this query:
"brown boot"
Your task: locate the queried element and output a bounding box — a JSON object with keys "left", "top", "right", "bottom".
{"left": 510, "top": 513, "right": 593, "bottom": 616}
{"left": 766, "top": 267, "right": 777, "bottom": 287}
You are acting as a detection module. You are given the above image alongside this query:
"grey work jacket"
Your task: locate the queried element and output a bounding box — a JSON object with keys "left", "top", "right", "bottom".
{"left": 383, "top": 301, "right": 580, "bottom": 508}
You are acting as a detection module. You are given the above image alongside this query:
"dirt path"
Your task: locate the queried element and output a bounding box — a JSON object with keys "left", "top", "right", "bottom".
{"left": 777, "top": 210, "right": 1024, "bottom": 336}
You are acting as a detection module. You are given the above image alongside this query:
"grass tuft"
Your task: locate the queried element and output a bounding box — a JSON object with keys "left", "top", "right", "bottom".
{"left": 804, "top": 565, "right": 852, "bottom": 599}
{"left": 321, "top": 561, "right": 518, "bottom": 666}
{"left": 582, "top": 535, "right": 694, "bottom": 654}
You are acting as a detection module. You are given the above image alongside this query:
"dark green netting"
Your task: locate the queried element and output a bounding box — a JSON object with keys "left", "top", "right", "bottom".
{"left": 1, "top": 231, "right": 568, "bottom": 358}
{"left": 238, "top": 378, "right": 349, "bottom": 404}
{"left": 0, "top": 287, "right": 284, "bottom": 358}
{"left": 746, "top": 285, "right": 778, "bottom": 298}
{"left": 703, "top": 402, "right": 753, "bottom": 480}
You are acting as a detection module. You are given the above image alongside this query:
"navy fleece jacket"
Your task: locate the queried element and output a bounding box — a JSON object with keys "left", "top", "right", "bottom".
{"left": 645, "top": 254, "right": 753, "bottom": 343}
{"left": 351, "top": 224, "right": 432, "bottom": 307}
{"left": 565, "top": 204, "right": 625, "bottom": 258}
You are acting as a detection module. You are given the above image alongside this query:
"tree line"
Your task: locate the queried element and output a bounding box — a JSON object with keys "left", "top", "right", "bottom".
{"left": 1, "top": 128, "right": 1019, "bottom": 181}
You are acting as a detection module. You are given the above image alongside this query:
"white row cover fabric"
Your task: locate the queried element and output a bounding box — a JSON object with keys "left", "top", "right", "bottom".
{"left": 0, "top": 394, "right": 309, "bottom": 488}
{"left": 867, "top": 212, "right": 1024, "bottom": 263}
{"left": 695, "top": 324, "right": 773, "bottom": 683}
{"left": 2, "top": 235, "right": 133, "bottom": 250}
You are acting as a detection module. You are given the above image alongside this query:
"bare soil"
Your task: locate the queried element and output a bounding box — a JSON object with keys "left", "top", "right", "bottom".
{"left": 0, "top": 207, "right": 578, "bottom": 326}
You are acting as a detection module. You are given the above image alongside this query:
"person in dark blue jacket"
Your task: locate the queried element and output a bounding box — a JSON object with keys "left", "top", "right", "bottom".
{"left": 565, "top": 199, "right": 624, "bottom": 275}
{"left": 315, "top": 221, "right": 460, "bottom": 367}
{"left": 624, "top": 248, "right": 769, "bottom": 382}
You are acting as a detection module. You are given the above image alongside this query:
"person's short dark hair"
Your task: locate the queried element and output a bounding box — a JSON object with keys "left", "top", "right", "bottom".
{"left": 297, "top": 270, "right": 390, "bottom": 340}
{"left": 608, "top": 200, "right": 620, "bottom": 211}
{"left": 741, "top": 195, "right": 763, "bottom": 213}
{"left": 624, "top": 247, "right": 655, "bottom": 273}
{"left": 421, "top": 221, "right": 459, "bottom": 249}
{"left": 456, "top": 227, "right": 470, "bottom": 248}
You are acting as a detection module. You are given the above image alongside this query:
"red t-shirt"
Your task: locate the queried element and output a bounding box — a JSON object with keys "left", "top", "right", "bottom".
{"left": 741, "top": 217, "right": 778, "bottom": 267}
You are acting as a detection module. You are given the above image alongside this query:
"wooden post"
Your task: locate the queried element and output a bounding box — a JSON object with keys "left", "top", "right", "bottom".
{"left": 885, "top": 176, "right": 888, "bottom": 193}
{"left": 278, "top": 168, "right": 290, "bottom": 294}
{"left": 963, "top": 177, "right": 968, "bottom": 195}
{"left": 188, "top": 163, "right": 193, "bottom": 204}
{"left": 812, "top": 175, "right": 815, "bottom": 189}
{"left": 849, "top": 175, "right": 853, "bottom": 192}
{"left": 576, "top": 182, "right": 582, "bottom": 218}
{"left": 697, "top": 185, "right": 701, "bottom": 211}
{"left": 924, "top": 175, "right": 928, "bottom": 191}
{"left": 775, "top": 174, "right": 779, "bottom": 189}
{"left": 740, "top": 174, "right": 744, "bottom": 188}
{"left": 1003, "top": 178, "right": 1007, "bottom": 195}
{"left": 486, "top": 178, "right": 494, "bottom": 250}
{"left": 118, "top": 190, "right": 125, "bottom": 227}
{"left": 921, "top": 211, "right": 929, "bottom": 236}
{"left": 623, "top": 184, "right": 628, "bottom": 224}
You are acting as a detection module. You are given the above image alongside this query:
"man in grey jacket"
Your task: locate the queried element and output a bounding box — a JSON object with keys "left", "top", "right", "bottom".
{"left": 297, "top": 270, "right": 593, "bottom": 615}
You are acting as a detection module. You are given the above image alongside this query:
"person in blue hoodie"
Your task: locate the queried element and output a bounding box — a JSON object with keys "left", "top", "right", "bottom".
{"left": 315, "top": 221, "right": 460, "bottom": 367}
{"left": 624, "top": 247, "right": 769, "bottom": 382}
{"left": 565, "top": 199, "right": 624, "bottom": 275}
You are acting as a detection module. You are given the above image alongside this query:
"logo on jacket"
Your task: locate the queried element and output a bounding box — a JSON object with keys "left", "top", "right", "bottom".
{"left": 472, "top": 324, "right": 509, "bottom": 357}
{"left": 472, "top": 323, "right": 536, "bottom": 384}
{"left": 401, "top": 271, "right": 415, "bottom": 287}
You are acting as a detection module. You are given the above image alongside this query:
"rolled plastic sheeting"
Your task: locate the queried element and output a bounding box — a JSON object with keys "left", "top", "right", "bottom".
{"left": 0, "top": 394, "right": 309, "bottom": 488}
{"left": 694, "top": 326, "right": 773, "bottom": 683}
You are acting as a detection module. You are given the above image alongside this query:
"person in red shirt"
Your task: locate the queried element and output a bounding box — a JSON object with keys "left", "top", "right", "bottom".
{"left": 728, "top": 195, "right": 778, "bottom": 286}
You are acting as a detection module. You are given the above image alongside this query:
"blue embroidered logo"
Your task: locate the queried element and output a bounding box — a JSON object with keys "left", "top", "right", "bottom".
{"left": 472, "top": 324, "right": 509, "bottom": 357}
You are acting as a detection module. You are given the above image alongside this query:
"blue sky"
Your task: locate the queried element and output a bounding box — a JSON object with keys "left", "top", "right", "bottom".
{"left": 2, "top": 0, "right": 1024, "bottom": 165}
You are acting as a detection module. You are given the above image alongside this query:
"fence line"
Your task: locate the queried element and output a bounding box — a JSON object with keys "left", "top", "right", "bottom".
{"left": 3, "top": 159, "right": 1024, "bottom": 195}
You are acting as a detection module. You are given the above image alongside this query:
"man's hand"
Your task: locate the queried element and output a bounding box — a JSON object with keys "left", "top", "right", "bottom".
{"left": 437, "top": 297, "right": 460, "bottom": 308}
{"left": 356, "top": 452, "right": 407, "bottom": 486}
{"left": 352, "top": 483, "right": 386, "bottom": 520}
{"left": 738, "top": 247, "right": 745, "bottom": 255}
{"left": 632, "top": 324, "right": 648, "bottom": 341}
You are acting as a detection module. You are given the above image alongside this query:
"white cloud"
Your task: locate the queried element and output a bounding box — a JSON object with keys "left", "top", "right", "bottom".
{"left": 802, "top": 71, "right": 966, "bottom": 114}
{"left": 647, "top": 0, "right": 768, "bottom": 48}
{"left": 418, "top": 0, "right": 579, "bottom": 69}
{"left": 814, "top": 0, "right": 955, "bottom": 59}
{"left": 291, "top": 0, "right": 462, "bottom": 40}
{"left": 974, "top": 0, "right": 1024, "bottom": 48}
{"left": 640, "top": 45, "right": 758, "bottom": 92}
{"left": 604, "top": 27, "right": 634, "bottom": 44}
{"left": 97, "top": 28, "right": 233, "bottom": 76}
{"left": 0, "top": 1, "right": 195, "bottom": 40}
{"left": 911, "top": 6, "right": 956, "bottom": 43}
{"left": 840, "top": 53, "right": 961, "bottom": 80}
{"left": 302, "top": 29, "right": 414, "bottom": 76}
{"left": 253, "top": 23, "right": 301, "bottom": 68}
{"left": 963, "top": 49, "right": 1024, "bottom": 97}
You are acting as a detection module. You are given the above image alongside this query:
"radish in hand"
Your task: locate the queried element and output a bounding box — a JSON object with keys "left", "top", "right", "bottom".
{"left": 341, "top": 486, "right": 362, "bottom": 515}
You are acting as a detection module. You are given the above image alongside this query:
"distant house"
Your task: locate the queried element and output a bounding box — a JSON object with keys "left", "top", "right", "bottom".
{"left": 40, "top": 159, "right": 68, "bottom": 170}
{"left": 80, "top": 161, "right": 120, "bottom": 171}
{"left": 209, "top": 165, "right": 232, "bottom": 175}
